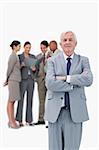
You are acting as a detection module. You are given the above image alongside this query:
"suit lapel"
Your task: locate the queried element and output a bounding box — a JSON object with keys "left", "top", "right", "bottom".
{"left": 69, "top": 53, "right": 80, "bottom": 75}
{"left": 59, "top": 52, "right": 80, "bottom": 75}
{"left": 59, "top": 52, "right": 67, "bottom": 74}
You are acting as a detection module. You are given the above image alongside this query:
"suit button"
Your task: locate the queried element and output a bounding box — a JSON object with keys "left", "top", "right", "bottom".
{"left": 66, "top": 107, "right": 68, "bottom": 110}
{"left": 61, "top": 97, "right": 63, "bottom": 100}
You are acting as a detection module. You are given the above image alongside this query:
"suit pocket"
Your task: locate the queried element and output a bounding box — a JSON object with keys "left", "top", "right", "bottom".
{"left": 48, "top": 98, "right": 53, "bottom": 100}
{"left": 47, "top": 93, "right": 53, "bottom": 100}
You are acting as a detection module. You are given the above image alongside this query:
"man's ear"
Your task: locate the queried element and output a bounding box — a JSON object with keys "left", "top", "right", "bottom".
{"left": 75, "top": 41, "right": 77, "bottom": 46}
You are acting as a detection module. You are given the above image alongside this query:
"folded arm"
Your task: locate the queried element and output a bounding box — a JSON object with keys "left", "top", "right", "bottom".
{"left": 56, "top": 57, "right": 93, "bottom": 87}
{"left": 45, "top": 59, "right": 73, "bottom": 92}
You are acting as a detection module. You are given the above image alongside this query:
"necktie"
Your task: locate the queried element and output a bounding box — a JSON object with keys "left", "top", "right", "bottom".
{"left": 43, "top": 53, "right": 45, "bottom": 65}
{"left": 64, "top": 57, "right": 71, "bottom": 109}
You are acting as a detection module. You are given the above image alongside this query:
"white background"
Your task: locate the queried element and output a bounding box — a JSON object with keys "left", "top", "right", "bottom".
{"left": 0, "top": 1, "right": 98, "bottom": 150}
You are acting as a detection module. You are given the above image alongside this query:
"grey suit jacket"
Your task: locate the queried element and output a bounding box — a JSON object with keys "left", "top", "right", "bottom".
{"left": 44, "top": 52, "right": 93, "bottom": 123}
{"left": 36, "top": 53, "right": 45, "bottom": 79}
{"left": 36, "top": 51, "right": 52, "bottom": 78}
{"left": 6, "top": 51, "right": 21, "bottom": 82}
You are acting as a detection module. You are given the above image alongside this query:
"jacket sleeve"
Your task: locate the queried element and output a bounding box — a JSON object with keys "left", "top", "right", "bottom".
{"left": 70, "top": 57, "right": 93, "bottom": 87}
{"left": 6, "top": 54, "right": 17, "bottom": 81}
{"left": 45, "top": 59, "right": 73, "bottom": 92}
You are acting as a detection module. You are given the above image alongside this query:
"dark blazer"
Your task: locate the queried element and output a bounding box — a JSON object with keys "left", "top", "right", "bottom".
{"left": 19, "top": 53, "right": 39, "bottom": 80}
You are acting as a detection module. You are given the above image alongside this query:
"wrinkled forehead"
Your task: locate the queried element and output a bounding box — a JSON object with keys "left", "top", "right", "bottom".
{"left": 60, "top": 31, "right": 77, "bottom": 42}
{"left": 66, "top": 32, "right": 73, "bottom": 37}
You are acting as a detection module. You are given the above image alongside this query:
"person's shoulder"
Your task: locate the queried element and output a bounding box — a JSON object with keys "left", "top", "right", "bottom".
{"left": 8, "top": 52, "right": 17, "bottom": 62}
{"left": 76, "top": 53, "right": 89, "bottom": 62}
{"left": 18, "top": 53, "right": 24, "bottom": 61}
{"left": 56, "top": 49, "right": 61, "bottom": 53}
{"left": 48, "top": 51, "right": 63, "bottom": 62}
{"left": 38, "top": 53, "right": 42, "bottom": 56}
{"left": 78, "top": 54, "right": 89, "bottom": 60}
{"left": 36, "top": 53, "right": 42, "bottom": 58}
{"left": 10, "top": 51, "right": 15, "bottom": 56}
{"left": 53, "top": 51, "right": 62, "bottom": 58}
{"left": 18, "top": 53, "right": 23, "bottom": 57}
{"left": 30, "top": 53, "right": 36, "bottom": 58}
{"left": 9, "top": 51, "right": 16, "bottom": 58}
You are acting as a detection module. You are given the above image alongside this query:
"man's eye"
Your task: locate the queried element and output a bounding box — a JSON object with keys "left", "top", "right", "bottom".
{"left": 69, "top": 38, "right": 72, "bottom": 41}
{"left": 64, "top": 39, "right": 67, "bottom": 42}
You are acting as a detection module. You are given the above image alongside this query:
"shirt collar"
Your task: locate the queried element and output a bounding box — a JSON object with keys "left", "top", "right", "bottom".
{"left": 42, "top": 50, "right": 49, "bottom": 57}
{"left": 63, "top": 52, "right": 74, "bottom": 60}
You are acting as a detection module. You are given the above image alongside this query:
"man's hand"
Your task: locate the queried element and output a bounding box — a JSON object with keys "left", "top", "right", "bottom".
{"left": 56, "top": 76, "right": 67, "bottom": 81}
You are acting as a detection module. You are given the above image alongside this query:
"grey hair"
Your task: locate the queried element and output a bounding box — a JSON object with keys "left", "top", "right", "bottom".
{"left": 60, "top": 31, "right": 77, "bottom": 43}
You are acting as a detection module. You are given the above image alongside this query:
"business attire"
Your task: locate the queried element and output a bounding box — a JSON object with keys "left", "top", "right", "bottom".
{"left": 16, "top": 53, "right": 38, "bottom": 124}
{"left": 44, "top": 52, "right": 93, "bottom": 150}
{"left": 6, "top": 51, "right": 21, "bottom": 101}
{"left": 36, "top": 51, "right": 50, "bottom": 123}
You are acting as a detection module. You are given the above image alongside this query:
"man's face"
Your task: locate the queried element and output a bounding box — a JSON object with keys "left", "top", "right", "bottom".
{"left": 40, "top": 44, "right": 47, "bottom": 53}
{"left": 49, "top": 42, "right": 57, "bottom": 52}
{"left": 24, "top": 44, "right": 31, "bottom": 54}
{"left": 60, "top": 32, "right": 77, "bottom": 56}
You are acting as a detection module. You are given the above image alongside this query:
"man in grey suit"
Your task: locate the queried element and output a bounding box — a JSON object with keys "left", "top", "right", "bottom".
{"left": 34, "top": 40, "right": 50, "bottom": 125}
{"left": 44, "top": 31, "right": 93, "bottom": 150}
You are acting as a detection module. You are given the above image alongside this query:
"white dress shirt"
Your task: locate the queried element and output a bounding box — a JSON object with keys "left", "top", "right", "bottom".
{"left": 61, "top": 52, "right": 74, "bottom": 107}
{"left": 63, "top": 52, "right": 74, "bottom": 83}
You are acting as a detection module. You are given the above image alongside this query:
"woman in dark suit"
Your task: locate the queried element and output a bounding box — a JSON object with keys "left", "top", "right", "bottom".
{"left": 16, "top": 41, "right": 37, "bottom": 127}
{"left": 4, "top": 41, "right": 21, "bottom": 129}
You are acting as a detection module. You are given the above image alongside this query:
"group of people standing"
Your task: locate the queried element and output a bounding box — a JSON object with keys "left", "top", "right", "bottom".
{"left": 4, "top": 31, "right": 93, "bottom": 150}
{"left": 4, "top": 39, "right": 60, "bottom": 129}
